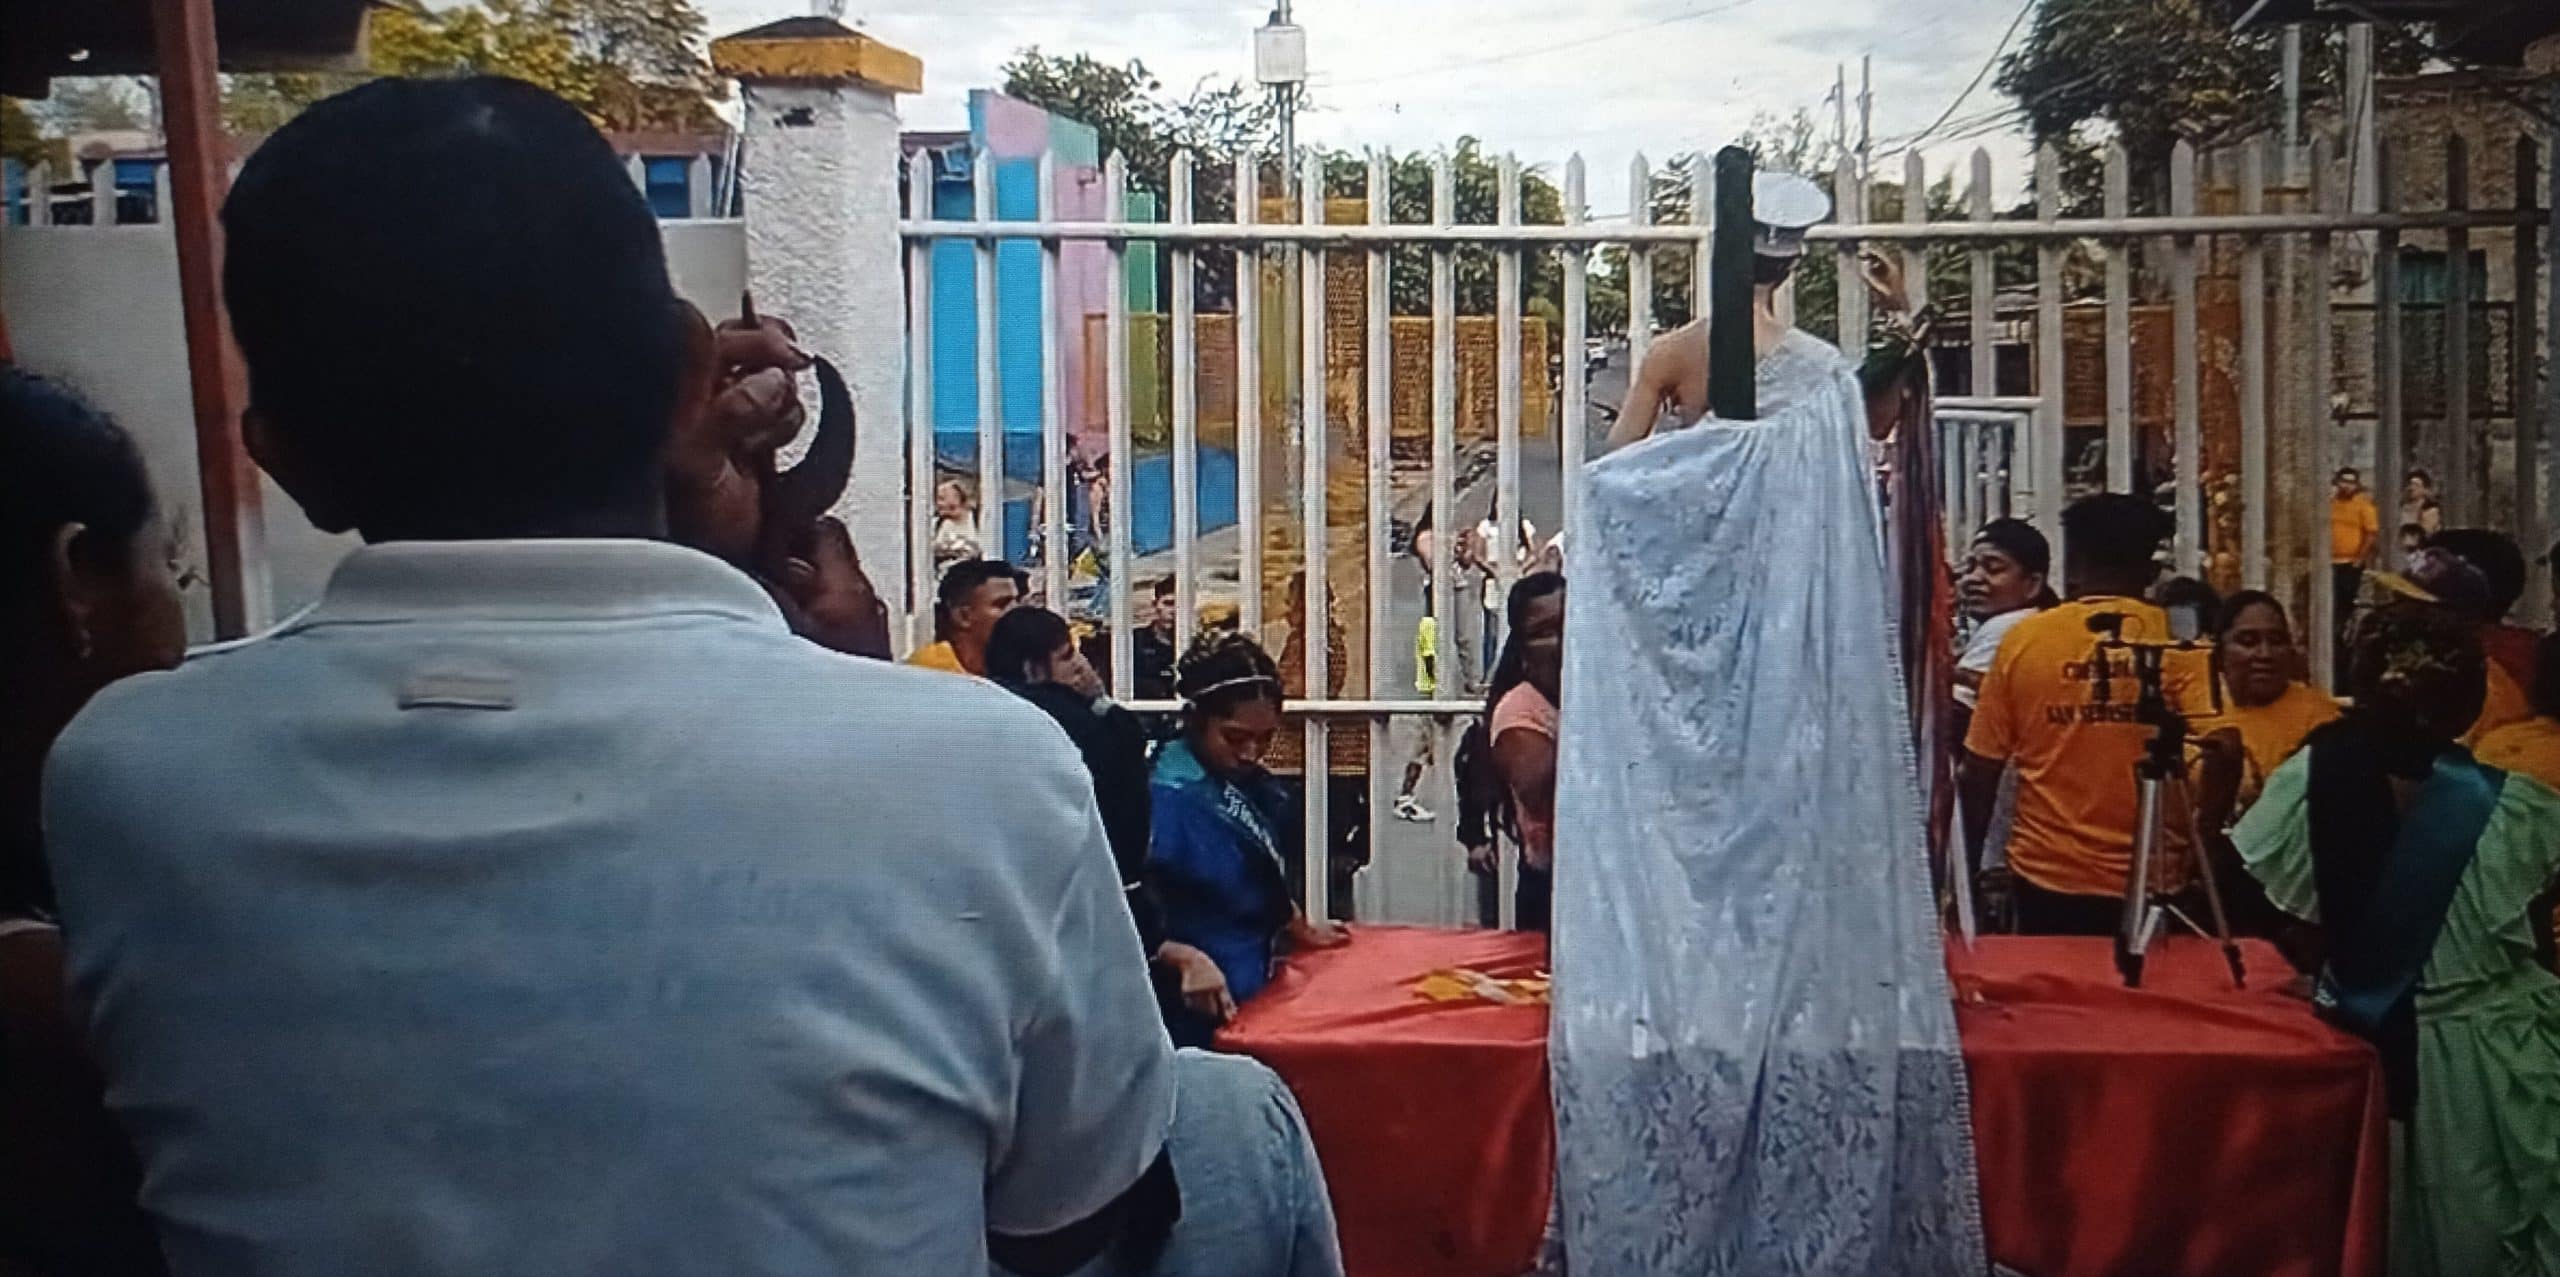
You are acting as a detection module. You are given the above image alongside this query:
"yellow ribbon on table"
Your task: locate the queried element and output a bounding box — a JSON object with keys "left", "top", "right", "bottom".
{"left": 1411, "top": 967, "right": 1552, "bottom": 1005}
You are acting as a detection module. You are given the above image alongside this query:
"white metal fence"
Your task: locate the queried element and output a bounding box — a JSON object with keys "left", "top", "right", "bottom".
{"left": 903, "top": 129, "right": 2555, "bottom": 928}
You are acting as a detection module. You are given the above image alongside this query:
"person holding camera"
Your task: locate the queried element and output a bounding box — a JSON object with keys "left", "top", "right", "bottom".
{"left": 1962, "top": 494, "right": 2214, "bottom": 935}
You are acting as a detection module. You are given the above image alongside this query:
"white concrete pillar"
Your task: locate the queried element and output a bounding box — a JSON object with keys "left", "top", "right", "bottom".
{"left": 90, "top": 157, "right": 117, "bottom": 225}
{"left": 713, "top": 19, "right": 923, "bottom": 623}
{"left": 687, "top": 154, "right": 715, "bottom": 219}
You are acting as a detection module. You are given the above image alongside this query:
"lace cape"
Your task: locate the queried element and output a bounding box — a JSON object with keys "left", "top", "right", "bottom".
{"left": 1551, "top": 329, "right": 1987, "bottom": 1275}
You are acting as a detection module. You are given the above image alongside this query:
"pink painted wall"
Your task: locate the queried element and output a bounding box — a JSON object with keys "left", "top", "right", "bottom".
{"left": 970, "top": 90, "right": 1110, "bottom": 454}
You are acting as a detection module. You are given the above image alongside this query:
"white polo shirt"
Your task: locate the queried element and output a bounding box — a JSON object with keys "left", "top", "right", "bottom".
{"left": 43, "top": 539, "right": 1172, "bottom": 1276}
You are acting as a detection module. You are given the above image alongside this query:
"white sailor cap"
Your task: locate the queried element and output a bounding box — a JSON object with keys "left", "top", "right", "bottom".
{"left": 1752, "top": 171, "right": 1832, "bottom": 259}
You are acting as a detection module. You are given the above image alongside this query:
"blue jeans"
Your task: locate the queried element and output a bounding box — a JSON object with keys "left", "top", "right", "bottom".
{"left": 1028, "top": 1051, "right": 1345, "bottom": 1277}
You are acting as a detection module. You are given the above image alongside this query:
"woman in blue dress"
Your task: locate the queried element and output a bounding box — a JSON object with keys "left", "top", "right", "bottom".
{"left": 1148, "top": 632, "right": 1348, "bottom": 1047}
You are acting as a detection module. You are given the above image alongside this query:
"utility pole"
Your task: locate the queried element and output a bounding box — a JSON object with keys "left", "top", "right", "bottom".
{"left": 1858, "top": 55, "right": 1873, "bottom": 180}
{"left": 1832, "top": 63, "right": 1849, "bottom": 167}
{"left": 1256, "top": 6, "right": 1308, "bottom": 537}
{"left": 2281, "top": 24, "right": 2305, "bottom": 160}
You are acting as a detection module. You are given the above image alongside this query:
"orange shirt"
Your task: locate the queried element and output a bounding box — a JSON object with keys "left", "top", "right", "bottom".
{"left": 1965, "top": 597, "right": 2214, "bottom": 898}
{"left": 2475, "top": 715, "right": 2560, "bottom": 792}
{"left": 2198, "top": 681, "right": 2342, "bottom": 816}
{"left": 906, "top": 641, "right": 970, "bottom": 675}
{"left": 2464, "top": 656, "right": 2533, "bottom": 747}
{"left": 2330, "top": 493, "right": 2380, "bottom": 565}
{"left": 2482, "top": 622, "right": 2541, "bottom": 689}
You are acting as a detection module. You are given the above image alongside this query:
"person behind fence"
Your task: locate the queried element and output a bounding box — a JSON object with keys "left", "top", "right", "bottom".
{"left": 0, "top": 367, "right": 177, "bottom": 1277}
{"left": 933, "top": 478, "right": 983, "bottom": 580}
{"left": 984, "top": 607, "right": 1236, "bottom": 1036}
{"left": 913, "top": 557, "right": 1027, "bottom": 677}
{"left": 1134, "top": 577, "right": 1181, "bottom": 703}
{"left": 1455, "top": 572, "right": 1565, "bottom": 933}
{"left": 2332, "top": 467, "right": 2382, "bottom": 682}
{"left": 2402, "top": 468, "right": 2444, "bottom": 538}
{"left": 1964, "top": 493, "right": 2213, "bottom": 936}
{"left": 1149, "top": 633, "right": 1350, "bottom": 1049}
{"left": 42, "top": 78, "right": 1180, "bottom": 1276}
{"left": 2225, "top": 598, "right": 2560, "bottom": 1277}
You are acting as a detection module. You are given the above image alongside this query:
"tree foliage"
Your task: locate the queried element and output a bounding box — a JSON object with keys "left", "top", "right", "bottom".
{"left": 3, "top": 98, "right": 68, "bottom": 171}
{"left": 1995, "top": 0, "right": 2431, "bottom": 201}
{"left": 40, "top": 77, "right": 149, "bottom": 133}
{"left": 223, "top": 0, "right": 725, "bottom": 136}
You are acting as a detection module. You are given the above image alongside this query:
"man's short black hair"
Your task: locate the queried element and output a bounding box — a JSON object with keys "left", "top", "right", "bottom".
{"left": 2060, "top": 493, "right": 2171, "bottom": 581}
{"left": 1970, "top": 517, "right": 2050, "bottom": 580}
{"left": 2336, "top": 467, "right": 2361, "bottom": 482}
{"left": 2425, "top": 528, "right": 2527, "bottom": 621}
{"left": 1152, "top": 576, "right": 1177, "bottom": 599}
{"left": 223, "top": 77, "right": 682, "bottom": 539}
{"left": 937, "top": 558, "right": 1029, "bottom": 609}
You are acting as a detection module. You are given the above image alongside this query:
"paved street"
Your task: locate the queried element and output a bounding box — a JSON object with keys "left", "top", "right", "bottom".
{"left": 1355, "top": 345, "right": 1628, "bottom": 924}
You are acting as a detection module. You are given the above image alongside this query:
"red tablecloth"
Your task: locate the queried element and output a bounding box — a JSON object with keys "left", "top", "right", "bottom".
{"left": 1219, "top": 927, "right": 1554, "bottom": 1277}
{"left": 1219, "top": 927, "right": 2389, "bottom": 1277}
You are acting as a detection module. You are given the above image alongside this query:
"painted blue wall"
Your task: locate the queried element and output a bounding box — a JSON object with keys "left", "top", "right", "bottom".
{"left": 919, "top": 125, "right": 1238, "bottom": 567}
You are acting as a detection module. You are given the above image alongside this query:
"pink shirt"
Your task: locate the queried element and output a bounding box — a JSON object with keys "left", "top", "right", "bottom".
{"left": 1491, "top": 685, "right": 1559, "bottom": 869}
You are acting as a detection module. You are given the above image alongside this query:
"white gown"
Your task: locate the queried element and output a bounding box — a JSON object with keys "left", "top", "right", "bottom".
{"left": 1552, "top": 329, "right": 1986, "bottom": 1275}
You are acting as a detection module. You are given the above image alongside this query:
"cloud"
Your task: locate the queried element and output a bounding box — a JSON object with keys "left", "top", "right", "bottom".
{"left": 698, "top": 0, "right": 2036, "bottom": 212}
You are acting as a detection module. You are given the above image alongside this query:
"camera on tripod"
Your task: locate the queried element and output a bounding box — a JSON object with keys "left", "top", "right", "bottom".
{"left": 2083, "top": 608, "right": 2242, "bottom": 990}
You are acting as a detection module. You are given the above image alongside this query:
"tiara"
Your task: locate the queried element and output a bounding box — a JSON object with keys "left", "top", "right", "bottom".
{"left": 1182, "top": 673, "right": 1281, "bottom": 703}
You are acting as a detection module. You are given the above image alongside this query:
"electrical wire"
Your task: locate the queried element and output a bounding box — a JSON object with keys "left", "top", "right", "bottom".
{"left": 1306, "top": 0, "right": 1762, "bottom": 91}
{"left": 1895, "top": 0, "right": 2037, "bottom": 150}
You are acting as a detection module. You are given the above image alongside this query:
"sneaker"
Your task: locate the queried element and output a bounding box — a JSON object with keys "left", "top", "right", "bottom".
{"left": 1394, "top": 795, "right": 1436, "bottom": 823}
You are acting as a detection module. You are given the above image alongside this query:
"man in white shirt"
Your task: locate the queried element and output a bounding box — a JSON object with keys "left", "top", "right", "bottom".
{"left": 42, "top": 78, "right": 1171, "bottom": 1276}
{"left": 1954, "top": 517, "right": 2053, "bottom": 711}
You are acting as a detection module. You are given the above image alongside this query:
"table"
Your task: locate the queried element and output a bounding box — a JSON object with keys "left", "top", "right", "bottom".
{"left": 1218, "top": 927, "right": 2388, "bottom": 1277}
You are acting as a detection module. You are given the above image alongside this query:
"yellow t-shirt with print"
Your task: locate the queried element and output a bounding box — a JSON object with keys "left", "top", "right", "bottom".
{"left": 1965, "top": 597, "right": 2215, "bottom": 898}
{"left": 2197, "top": 681, "right": 2343, "bottom": 817}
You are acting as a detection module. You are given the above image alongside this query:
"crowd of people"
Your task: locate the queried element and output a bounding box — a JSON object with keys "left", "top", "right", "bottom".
{"left": 1949, "top": 487, "right": 2560, "bottom": 1274}
{"left": 5, "top": 70, "right": 2556, "bottom": 1277}
{"left": 1, "top": 78, "right": 1349, "bottom": 1277}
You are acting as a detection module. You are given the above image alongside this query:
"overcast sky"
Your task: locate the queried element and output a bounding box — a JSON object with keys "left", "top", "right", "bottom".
{"left": 697, "top": 0, "right": 2039, "bottom": 215}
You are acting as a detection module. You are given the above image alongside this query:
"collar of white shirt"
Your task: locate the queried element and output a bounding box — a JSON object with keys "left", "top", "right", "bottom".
{"left": 287, "top": 538, "right": 787, "bottom": 631}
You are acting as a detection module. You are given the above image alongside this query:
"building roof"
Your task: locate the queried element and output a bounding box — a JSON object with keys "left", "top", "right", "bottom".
{"left": 0, "top": 0, "right": 377, "bottom": 97}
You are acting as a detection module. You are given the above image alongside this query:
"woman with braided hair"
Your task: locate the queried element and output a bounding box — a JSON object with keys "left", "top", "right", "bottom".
{"left": 1148, "top": 631, "right": 1349, "bottom": 1048}
{"left": 2229, "top": 598, "right": 2560, "bottom": 1276}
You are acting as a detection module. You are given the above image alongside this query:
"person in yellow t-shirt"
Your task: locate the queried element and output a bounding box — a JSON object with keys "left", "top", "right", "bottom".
{"left": 1964, "top": 494, "right": 2213, "bottom": 935}
{"left": 2465, "top": 630, "right": 2560, "bottom": 970}
{"left": 2330, "top": 468, "right": 2382, "bottom": 685}
{"left": 2194, "top": 591, "right": 2341, "bottom": 830}
{"left": 906, "top": 558, "right": 1025, "bottom": 677}
{"left": 2475, "top": 632, "right": 2560, "bottom": 790}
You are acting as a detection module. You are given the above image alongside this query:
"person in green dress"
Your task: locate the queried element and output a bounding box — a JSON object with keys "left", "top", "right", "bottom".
{"left": 2229, "top": 599, "right": 2560, "bottom": 1276}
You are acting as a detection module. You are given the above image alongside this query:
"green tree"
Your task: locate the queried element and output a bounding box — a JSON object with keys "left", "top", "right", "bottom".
{"left": 41, "top": 77, "right": 149, "bottom": 133}
{"left": 1597, "top": 110, "right": 1855, "bottom": 336}
{"left": 222, "top": 0, "right": 723, "bottom": 136}
{"left": 3, "top": 97, "right": 68, "bottom": 171}
{"left": 1994, "top": 0, "right": 2429, "bottom": 207}
{"left": 1001, "top": 47, "right": 1280, "bottom": 310}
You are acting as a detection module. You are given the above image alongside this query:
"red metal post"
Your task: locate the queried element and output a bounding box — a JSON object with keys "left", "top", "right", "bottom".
{"left": 151, "top": 0, "right": 265, "bottom": 638}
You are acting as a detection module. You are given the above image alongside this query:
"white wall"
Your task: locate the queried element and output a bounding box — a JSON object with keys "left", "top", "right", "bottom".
{"left": 2, "top": 218, "right": 749, "bottom": 639}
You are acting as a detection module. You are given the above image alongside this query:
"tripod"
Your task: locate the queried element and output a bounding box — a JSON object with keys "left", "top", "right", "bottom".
{"left": 2088, "top": 624, "right": 2247, "bottom": 990}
